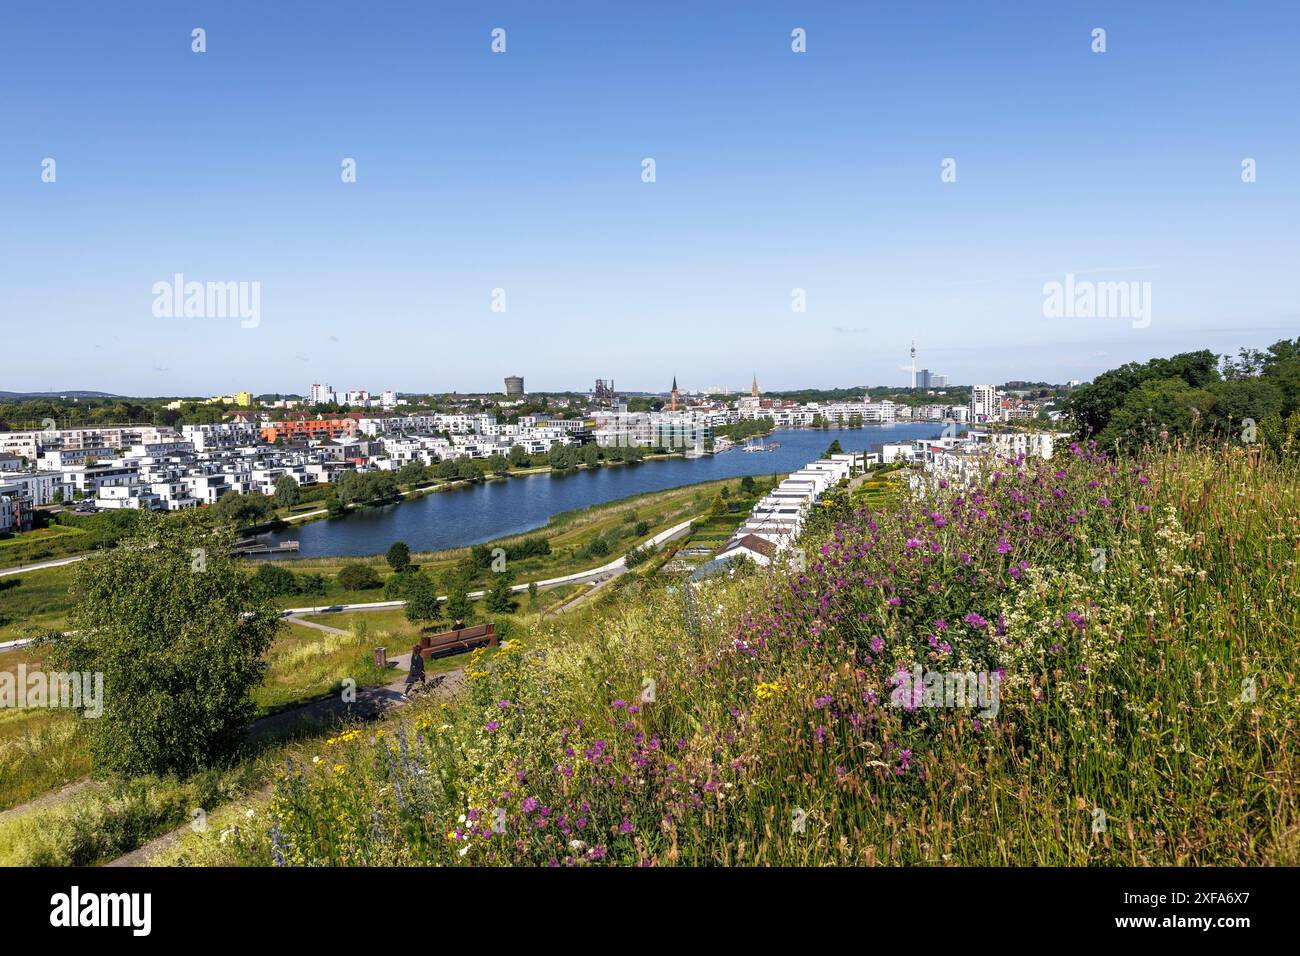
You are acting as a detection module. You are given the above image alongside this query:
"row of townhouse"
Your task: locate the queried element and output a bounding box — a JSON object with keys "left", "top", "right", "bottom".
{"left": 712, "top": 454, "right": 863, "bottom": 569}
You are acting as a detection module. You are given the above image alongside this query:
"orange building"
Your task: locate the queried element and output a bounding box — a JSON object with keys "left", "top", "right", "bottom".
{"left": 261, "top": 417, "right": 357, "bottom": 443}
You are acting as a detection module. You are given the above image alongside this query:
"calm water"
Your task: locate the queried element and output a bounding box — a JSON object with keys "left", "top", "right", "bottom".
{"left": 255, "top": 424, "right": 944, "bottom": 557}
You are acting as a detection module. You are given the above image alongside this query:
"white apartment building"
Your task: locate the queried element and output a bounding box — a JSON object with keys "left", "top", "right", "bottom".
{"left": 182, "top": 422, "right": 263, "bottom": 452}
{"left": 2, "top": 471, "right": 61, "bottom": 506}
{"left": 969, "top": 385, "right": 999, "bottom": 423}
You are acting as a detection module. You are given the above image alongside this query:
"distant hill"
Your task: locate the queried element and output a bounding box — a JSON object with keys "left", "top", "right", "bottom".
{"left": 0, "top": 390, "right": 121, "bottom": 400}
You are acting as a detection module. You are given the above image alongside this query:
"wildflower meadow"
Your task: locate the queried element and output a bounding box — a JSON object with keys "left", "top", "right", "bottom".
{"left": 173, "top": 441, "right": 1298, "bottom": 867}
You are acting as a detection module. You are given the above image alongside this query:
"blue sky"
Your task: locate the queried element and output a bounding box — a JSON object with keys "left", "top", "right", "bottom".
{"left": 2, "top": 1, "right": 1297, "bottom": 396}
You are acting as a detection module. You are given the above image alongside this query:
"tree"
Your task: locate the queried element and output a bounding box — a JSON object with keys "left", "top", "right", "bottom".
{"left": 404, "top": 572, "right": 442, "bottom": 623}
{"left": 325, "top": 495, "right": 347, "bottom": 519}
{"left": 252, "top": 561, "right": 298, "bottom": 597}
{"left": 583, "top": 444, "right": 600, "bottom": 468}
{"left": 396, "top": 460, "right": 428, "bottom": 487}
{"left": 274, "top": 474, "right": 300, "bottom": 508}
{"left": 337, "top": 562, "right": 381, "bottom": 591}
{"left": 527, "top": 580, "right": 538, "bottom": 609}
{"left": 439, "top": 557, "right": 477, "bottom": 624}
{"left": 485, "top": 570, "right": 516, "bottom": 613}
{"left": 48, "top": 512, "right": 280, "bottom": 777}
{"left": 825, "top": 439, "right": 844, "bottom": 456}
{"left": 740, "top": 475, "right": 756, "bottom": 495}
{"left": 508, "top": 445, "right": 531, "bottom": 468}
{"left": 1066, "top": 349, "right": 1220, "bottom": 438}
{"left": 709, "top": 494, "right": 727, "bottom": 515}
{"left": 208, "top": 490, "right": 277, "bottom": 529}
{"left": 386, "top": 541, "right": 412, "bottom": 573}
{"left": 444, "top": 582, "right": 472, "bottom": 624}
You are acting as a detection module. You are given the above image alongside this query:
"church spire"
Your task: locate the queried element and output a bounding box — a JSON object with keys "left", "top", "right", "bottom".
{"left": 751, "top": 372, "right": 759, "bottom": 398}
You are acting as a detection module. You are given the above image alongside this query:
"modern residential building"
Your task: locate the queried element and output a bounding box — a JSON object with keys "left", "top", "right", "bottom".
{"left": 969, "top": 385, "right": 999, "bottom": 423}
{"left": 260, "top": 417, "right": 358, "bottom": 444}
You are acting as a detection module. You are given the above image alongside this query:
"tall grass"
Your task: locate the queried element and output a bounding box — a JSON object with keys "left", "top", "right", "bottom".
{"left": 169, "top": 442, "right": 1299, "bottom": 866}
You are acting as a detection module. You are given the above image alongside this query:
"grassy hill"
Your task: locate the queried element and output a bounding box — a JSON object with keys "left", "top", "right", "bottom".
{"left": 159, "top": 439, "right": 1298, "bottom": 866}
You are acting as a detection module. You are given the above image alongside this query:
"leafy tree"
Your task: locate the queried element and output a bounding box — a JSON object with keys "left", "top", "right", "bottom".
{"left": 252, "top": 561, "right": 298, "bottom": 597}
{"left": 527, "top": 580, "right": 538, "bottom": 609}
{"left": 485, "top": 570, "right": 515, "bottom": 613}
{"left": 386, "top": 541, "right": 412, "bottom": 573}
{"left": 583, "top": 444, "right": 600, "bottom": 468}
{"left": 548, "top": 444, "right": 579, "bottom": 472}
{"left": 297, "top": 572, "right": 328, "bottom": 596}
{"left": 508, "top": 445, "right": 531, "bottom": 468}
{"left": 444, "top": 579, "right": 472, "bottom": 623}
{"left": 1066, "top": 349, "right": 1219, "bottom": 438}
{"left": 337, "top": 562, "right": 381, "bottom": 591}
{"left": 1095, "top": 377, "right": 1215, "bottom": 448}
{"left": 325, "top": 495, "right": 347, "bottom": 519}
{"left": 208, "top": 490, "right": 277, "bottom": 529}
{"left": 487, "top": 453, "right": 510, "bottom": 476}
{"left": 396, "top": 460, "right": 428, "bottom": 487}
{"left": 740, "top": 475, "right": 756, "bottom": 495}
{"left": 404, "top": 572, "right": 442, "bottom": 623}
{"left": 1207, "top": 379, "right": 1283, "bottom": 437}
{"left": 48, "top": 512, "right": 280, "bottom": 777}
{"left": 274, "top": 474, "right": 300, "bottom": 508}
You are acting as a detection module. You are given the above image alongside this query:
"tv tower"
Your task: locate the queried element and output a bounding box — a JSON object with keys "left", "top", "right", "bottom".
{"left": 910, "top": 341, "right": 917, "bottom": 389}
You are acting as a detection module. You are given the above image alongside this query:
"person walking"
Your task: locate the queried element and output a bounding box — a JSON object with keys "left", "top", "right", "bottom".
{"left": 404, "top": 644, "right": 426, "bottom": 697}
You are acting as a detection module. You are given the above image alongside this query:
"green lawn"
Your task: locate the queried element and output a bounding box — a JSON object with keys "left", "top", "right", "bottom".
{"left": 0, "top": 524, "right": 91, "bottom": 567}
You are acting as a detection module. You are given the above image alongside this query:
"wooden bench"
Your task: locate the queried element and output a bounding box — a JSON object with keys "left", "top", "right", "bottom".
{"left": 418, "top": 622, "right": 497, "bottom": 660}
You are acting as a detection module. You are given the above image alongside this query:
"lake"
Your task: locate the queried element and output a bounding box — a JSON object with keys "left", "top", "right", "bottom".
{"left": 254, "top": 423, "right": 944, "bottom": 557}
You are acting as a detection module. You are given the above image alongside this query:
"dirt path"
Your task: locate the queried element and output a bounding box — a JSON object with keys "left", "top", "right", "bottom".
{"left": 283, "top": 615, "right": 348, "bottom": 635}
{"left": 0, "top": 777, "right": 93, "bottom": 826}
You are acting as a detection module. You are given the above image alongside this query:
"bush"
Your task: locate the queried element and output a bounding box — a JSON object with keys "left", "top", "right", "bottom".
{"left": 252, "top": 561, "right": 298, "bottom": 597}
{"left": 337, "top": 563, "right": 381, "bottom": 591}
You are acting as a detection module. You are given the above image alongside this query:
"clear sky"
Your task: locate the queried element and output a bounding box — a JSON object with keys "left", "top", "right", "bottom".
{"left": 2, "top": 1, "right": 1297, "bottom": 396}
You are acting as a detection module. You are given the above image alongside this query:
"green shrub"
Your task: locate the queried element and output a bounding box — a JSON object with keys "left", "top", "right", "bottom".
{"left": 337, "top": 563, "right": 381, "bottom": 591}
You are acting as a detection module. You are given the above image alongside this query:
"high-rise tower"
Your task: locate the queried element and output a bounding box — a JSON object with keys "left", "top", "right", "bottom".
{"left": 909, "top": 341, "right": 917, "bottom": 389}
